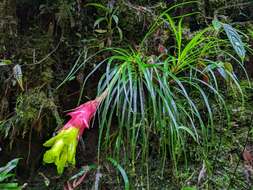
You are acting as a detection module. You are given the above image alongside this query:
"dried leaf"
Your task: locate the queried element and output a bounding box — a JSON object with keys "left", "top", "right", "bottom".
{"left": 197, "top": 162, "right": 207, "bottom": 185}
{"left": 38, "top": 172, "right": 50, "bottom": 187}
{"left": 202, "top": 74, "right": 209, "bottom": 83}
{"left": 93, "top": 167, "right": 102, "bottom": 190}
{"left": 13, "top": 64, "right": 24, "bottom": 91}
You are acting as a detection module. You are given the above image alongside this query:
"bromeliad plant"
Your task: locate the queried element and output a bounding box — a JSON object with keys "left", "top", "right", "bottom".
{"left": 82, "top": 6, "right": 246, "bottom": 175}
{"left": 43, "top": 91, "right": 107, "bottom": 174}
{"left": 51, "top": 2, "right": 247, "bottom": 179}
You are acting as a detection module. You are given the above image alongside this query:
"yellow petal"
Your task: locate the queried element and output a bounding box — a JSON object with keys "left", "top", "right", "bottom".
{"left": 43, "top": 139, "right": 64, "bottom": 164}
{"left": 56, "top": 148, "right": 68, "bottom": 174}
{"left": 43, "top": 131, "right": 65, "bottom": 147}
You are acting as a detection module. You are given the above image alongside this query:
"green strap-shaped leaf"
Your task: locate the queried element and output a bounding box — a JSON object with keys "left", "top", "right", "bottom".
{"left": 94, "top": 17, "right": 106, "bottom": 28}
{"left": 0, "top": 183, "right": 20, "bottom": 190}
{"left": 112, "top": 14, "right": 119, "bottom": 25}
{"left": 0, "top": 159, "right": 20, "bottom": 174}
{"left": 0, "top": 158, "right": 20, "bottom": 183}
{"left": 181, "top": 187, "right": 197, "bottom": 190}
{"left": 107, "top": 157, "right": 129, "bottom": 190}
{"left": 0, "top": 59, "right": 12, "bottom": 66}
{"left": 223, "top": 23, "right": 246, "bottom": 59}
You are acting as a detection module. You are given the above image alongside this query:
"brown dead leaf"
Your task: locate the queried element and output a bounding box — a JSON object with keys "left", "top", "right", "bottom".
{"left": 243, "top": 149, "right": 253, "bottom": 165}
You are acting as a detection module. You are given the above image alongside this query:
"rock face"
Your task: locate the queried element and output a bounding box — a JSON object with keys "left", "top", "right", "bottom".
{"left": 0, "top": 0, "right": 17, "bottom": 53}
{"left": 0, "top": 0, "right": 17, "bottom": 35}
{"left": 0, "top": 0, "right": 17, "bottom": 121}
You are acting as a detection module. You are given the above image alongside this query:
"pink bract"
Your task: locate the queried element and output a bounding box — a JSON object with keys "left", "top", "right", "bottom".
{"left": 62, "top": 99, "right": 100, "bottom": 138}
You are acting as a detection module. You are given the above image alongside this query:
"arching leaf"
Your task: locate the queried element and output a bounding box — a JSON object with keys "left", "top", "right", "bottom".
{"left": 0, "top": 59, "right": 12, "bottom": 66}
{"left": 223, "top": 24, "right": 246, "bottom": 59}
{"left": 107, "top": 157, "right": 129, "bottom": 190}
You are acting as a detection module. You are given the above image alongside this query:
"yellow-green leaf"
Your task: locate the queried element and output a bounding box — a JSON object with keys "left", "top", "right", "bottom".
{"left": 0, "top": 59, "right": 12, "bottom": 66}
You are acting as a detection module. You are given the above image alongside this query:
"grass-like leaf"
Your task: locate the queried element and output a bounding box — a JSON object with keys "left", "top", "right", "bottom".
{"left": 107, "top": 157, "right": 129, "bottom": 190}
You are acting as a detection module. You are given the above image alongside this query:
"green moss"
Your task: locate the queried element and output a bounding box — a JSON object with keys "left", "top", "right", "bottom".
{"left": 0, "top": 88, "right": 62, "bottom": 140}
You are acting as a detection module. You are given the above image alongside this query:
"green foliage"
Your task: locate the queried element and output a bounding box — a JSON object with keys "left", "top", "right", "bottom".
{"left": 181, "top": 187, "right": 197, "bottom": 190}
{"left": 0, "top": 60, "right": 12, "bottom": 66}
{"left": 56, "top": 0, "right": 75, "bottom": 30}
{"left": 0, "top": 158, "right": 21, "bottom": 190}
{"left": 212, "top": 19, "right": 246, "bottom": 60}
{"left": 1, "top": 0, "right": 252, "bottom": 188}
{"left": 68, "top": 9, "right": 247, "bottom": 188}
{"left": 0, "top": 89, "right": 61, "bottom": 140}
{"left": 85, "top": 2, "right": 123, "bottom": 46}
{"left": 49, "top": 1, "right": 251, "bottom": 187}
{"left": 212, "top": 19, "right": 222, "bottom": 31}
{"left": 15, "top": 89, "right": 56, "bottom": 129}
{"left": 39, "top": 0, "right": 75, "bottom": 34}
{"left": 107, "top": 157, "right": 129, "bottom": 190}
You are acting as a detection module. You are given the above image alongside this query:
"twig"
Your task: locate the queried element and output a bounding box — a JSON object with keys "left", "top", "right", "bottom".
{"left": 214, "top": 2, "right": 253, "bottom": 18}
{"left": 122, "top": 0, "right": 163, "bottom": 18}
{"left": 26, "top": 127, "right": 33, "bottom": 165}
{"left": 48, "top": 86, "right": 63, "bottom": 128}
{"left": 26, "top": 104, "right": 43, "bottom": 165}
{"left": 22, "top": 40, "right": 62, "bottom": 66}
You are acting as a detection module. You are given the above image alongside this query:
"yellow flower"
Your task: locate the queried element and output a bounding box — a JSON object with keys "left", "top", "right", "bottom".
{"left": 43, "top": 127, "right": 79, "bottom": 174}
{"left": 43, "top": 91, "right": 108, "bottom": 174}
